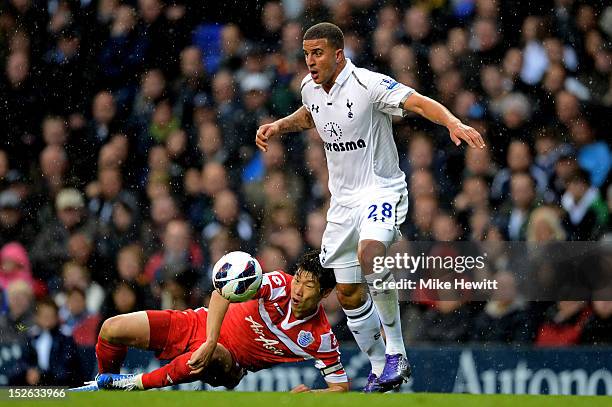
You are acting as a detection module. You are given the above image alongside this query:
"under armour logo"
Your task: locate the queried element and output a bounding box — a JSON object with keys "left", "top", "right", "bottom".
{"left": 312, "top": 104, "right": 319, "bottom": 113}
{"left": 346, "top": 99, "right": 353, "bottom": 118}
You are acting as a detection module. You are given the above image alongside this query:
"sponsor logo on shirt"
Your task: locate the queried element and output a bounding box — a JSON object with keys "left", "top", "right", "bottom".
{"left": 245, "top": 315, "right": 284, "bottom": 355}
{"left": 323, "top": 122, "right": 343, "bottom": 142}
{"left": 323, "top": 139, "right": 367, "bottom": 152}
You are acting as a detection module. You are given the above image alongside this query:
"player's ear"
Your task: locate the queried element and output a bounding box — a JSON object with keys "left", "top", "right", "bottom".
{"left": 335, "top": 49, "right": 344, "bottom": 63}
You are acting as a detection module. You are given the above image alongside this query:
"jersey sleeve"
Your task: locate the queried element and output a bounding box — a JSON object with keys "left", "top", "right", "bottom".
{"left": 312, "top": 330, "right": 348, "bottom": 384}
{"left": 366, "top": 71, "right": 414, "bottom": 117}
{"left": 300, "top": 74, "right": 313, "bottom": 112}
{"left": 252, "top": 270, "right": 290, "bottom": 302}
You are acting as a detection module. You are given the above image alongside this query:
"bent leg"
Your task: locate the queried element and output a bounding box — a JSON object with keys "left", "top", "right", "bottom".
{"left": 200, "top": 344, "right": 244, "bottom": 389}
{"left": 96, "top": 311, "right": 151, "bottom": 374}
{"left": 99, "top": 311, "right": 151, "bottom": 348}
{"left": 141, "top": 344, "right": 239, "bottom": 389}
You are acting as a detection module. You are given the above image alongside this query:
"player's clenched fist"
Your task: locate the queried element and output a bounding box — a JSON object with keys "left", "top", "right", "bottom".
{"left": 255, "top": 122, "right": 280, "bottom": 152}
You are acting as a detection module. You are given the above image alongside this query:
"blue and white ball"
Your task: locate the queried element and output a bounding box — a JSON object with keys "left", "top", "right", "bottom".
{"left": 212, "top": 251, "right": 263, "bottom": 302}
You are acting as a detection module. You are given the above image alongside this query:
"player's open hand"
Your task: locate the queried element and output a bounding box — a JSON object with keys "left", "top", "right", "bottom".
{"left": 187, "top": 340, "right": 216, "bottom": 375}
{"left": 291, "top": 384, "right": 311, "bottom": 393}
{"left": 255, "top": 122, "right": 280, "bottom": 152}
{"left": 448, "top": 122, "right": 485, "bottom": 149}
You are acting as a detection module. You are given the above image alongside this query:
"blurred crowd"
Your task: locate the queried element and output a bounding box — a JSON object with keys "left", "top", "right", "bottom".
{"left": 1, "top": 0, "right": 612, "bottom": 386}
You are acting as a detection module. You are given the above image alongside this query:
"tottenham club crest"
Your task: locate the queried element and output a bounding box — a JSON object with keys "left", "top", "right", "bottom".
{"left": 297, "top": 330, "right": 314, "bottom": 347}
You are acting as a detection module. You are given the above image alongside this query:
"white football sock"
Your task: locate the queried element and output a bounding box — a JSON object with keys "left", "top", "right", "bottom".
{"left": 135, "top": 373, "right": 144, "bottom": 390}
{"left": 343, "top": 294, "right": 386, "bottom": 376}
{"left": 365, "top": 270, "right": 406, "bottom": 356}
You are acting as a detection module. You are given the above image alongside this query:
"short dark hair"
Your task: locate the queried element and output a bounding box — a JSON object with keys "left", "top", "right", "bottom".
{"left": 303, "top": 22, "right": 344, "bottom": 50}
{"left": 296, "top": 249, "right": 336, "bottom": 292}
{"left": 36, "top": 297, "right": 59, "bottom": 314}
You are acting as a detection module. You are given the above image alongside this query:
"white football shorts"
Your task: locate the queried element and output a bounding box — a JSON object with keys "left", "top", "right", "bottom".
{"left": 320, "top": 190, "right": 408, "bottom": 283}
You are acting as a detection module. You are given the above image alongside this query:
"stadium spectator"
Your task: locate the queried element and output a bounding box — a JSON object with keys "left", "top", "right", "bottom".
{"left": 203, "top": 189, "right": 255, "bottom": 251}
{"left": 115, "top": 244, "right": 158, "bottom": 307}
{"left": 0, "top": 280, "right": 34, "bottom": 346}
{"left": 568, "top": 118, "right": 611, "bottom": 188}
{"left": 536, "top": 301, "right": 591, "bottom": 347}
{"left": 14, "top": 298, "right": 83, "bottom": 386}
{"left": 143, "top": 219, "right": 204, "bottom": 285}
{"left": 415, "top": 299, "right": 473, "bottom": 344}
{"left": 0, "top": 190, "right": 36, "bottom": 247}
{"left": 140, "top": 194, "right": 180, "bottom": 255}
{"left": 56, "top": 262, "right": 105, "bottom": 316}
{"left": 471, "top": 271, "right": 533, "bottom": 343}
{"left": 491, "top": 140, "right": 549, "bottom": 203}
{"left": 59, "top": 288, "right": 101, "bottom": 347}
{"left": 526, "top": 206, "right": 567, "bottom": 242}
{"left": 561, "top": 169, "right": 609, "bottom": 240}
{"left": 497, "top": 172, "right": 540, "bottom": 241}
{"left": 0, "top": 241, "right": 33, "bottom": 291}
{"left": 31, "top": 188, "right": 96, "bottom": 283}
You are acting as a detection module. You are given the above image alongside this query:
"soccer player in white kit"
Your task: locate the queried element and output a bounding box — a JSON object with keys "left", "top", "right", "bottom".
{"left": 256, "top": 22, "right": 485, "bottom": 392}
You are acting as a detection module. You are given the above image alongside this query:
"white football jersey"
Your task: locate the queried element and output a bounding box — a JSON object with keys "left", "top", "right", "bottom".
{"left": 301, "top": 59, "right": 413, "bottom": 207}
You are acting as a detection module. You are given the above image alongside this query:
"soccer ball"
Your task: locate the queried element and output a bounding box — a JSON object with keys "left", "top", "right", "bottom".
{"left": 212, "top": 251, "right": 263, "bottom": 302}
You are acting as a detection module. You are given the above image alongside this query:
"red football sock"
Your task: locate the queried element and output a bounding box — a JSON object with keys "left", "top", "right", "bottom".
{"left": 141, "top": 352, "right": 195, "bottom": 389}
{"left": 96, "top": 337, "right": 128, "bottom": 374}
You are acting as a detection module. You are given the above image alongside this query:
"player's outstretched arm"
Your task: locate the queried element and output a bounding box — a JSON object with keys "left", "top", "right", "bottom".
{"left": 291, "top": 381, "right": 349, "bottom": 393}
{"left": 187, "top": 291, "right": 230, "bottom": 374}
{"left": 403, "top": 91, "right": 486, "bottom": 149}
{"left": 255, "top": 106, "right": 315, "bottom": 152}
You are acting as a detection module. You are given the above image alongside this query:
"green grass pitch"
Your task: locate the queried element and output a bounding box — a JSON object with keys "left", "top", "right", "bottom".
{"left": 2, "top": 391, "right": 609, "bottom": 407}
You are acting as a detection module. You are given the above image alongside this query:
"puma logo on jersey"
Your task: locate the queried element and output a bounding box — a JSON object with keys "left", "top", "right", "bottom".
{"left": 245, "top": 315, "right": 284, "bottom": 355}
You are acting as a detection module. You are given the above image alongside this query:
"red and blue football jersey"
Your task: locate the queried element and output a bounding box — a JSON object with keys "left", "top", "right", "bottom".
{"left": 220, "top": 270, "right": 347, "bottom": 384}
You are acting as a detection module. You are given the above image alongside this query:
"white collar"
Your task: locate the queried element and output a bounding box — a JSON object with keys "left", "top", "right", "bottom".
{"left": 280, "top": 300, "right": 319, "bottom": 330}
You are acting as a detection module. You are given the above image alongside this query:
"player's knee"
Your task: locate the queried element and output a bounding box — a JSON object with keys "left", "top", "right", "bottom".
{"left": 358, "top": 241, "right": 386, "bottom": 273}
{"left": 203, "top": 345, "right": 244, "bottom": 389}
{"left": 99, "top": 316, "right": 123, "bottom": 343}
{"left": 336, "top": 283, "right": 365, "bottom": 309}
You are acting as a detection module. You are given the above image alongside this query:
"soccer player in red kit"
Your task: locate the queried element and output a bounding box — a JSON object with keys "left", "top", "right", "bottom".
{"left": 72, "top": 250, "right": 348, "bottom": 392}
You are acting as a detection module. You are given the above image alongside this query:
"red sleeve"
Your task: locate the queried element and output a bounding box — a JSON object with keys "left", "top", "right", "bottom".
{"left": 312, "top": 330, "right": 347, "bottom": 384}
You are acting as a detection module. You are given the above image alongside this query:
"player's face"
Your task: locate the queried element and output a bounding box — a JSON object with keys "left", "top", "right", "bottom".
{"left": 303, "top": 39, "right": 340, "bottom": 85}
{"left": 291, "top": 270, "right": 322, "bottom": 317}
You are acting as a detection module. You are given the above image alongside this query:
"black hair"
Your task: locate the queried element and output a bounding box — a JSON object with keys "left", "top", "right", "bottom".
{"left": 296, "top": 249, "right": 335, "bottom": 292}
{"left": 303, "top": 22, "right": 344, "bottom": 50}
{"left": 36, "top": 297, "right": 59, "bottom": 314}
